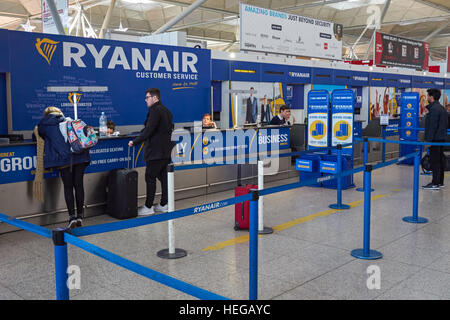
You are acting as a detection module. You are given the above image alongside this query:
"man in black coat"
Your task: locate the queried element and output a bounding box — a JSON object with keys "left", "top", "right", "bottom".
{"left": 129, "top": 88, "right": 173, "bottom": 215}
{"left": 423, "top": 89, "right": 448, "bottom": 190}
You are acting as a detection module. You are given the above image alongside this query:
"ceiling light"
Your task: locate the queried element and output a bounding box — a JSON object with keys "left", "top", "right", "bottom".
{"left": 327, "top": 0, "right": 385, "bottom": 11}
{"left": 230, "top": 52, "right": 236, "bottom": 58}
{"left": 20, "top": 19, "right": 36, "bottom": 32}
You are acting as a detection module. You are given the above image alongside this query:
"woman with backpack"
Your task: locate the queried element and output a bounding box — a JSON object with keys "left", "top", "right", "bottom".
{"left": 34, "top": 106, "right": 90, "bottom": 229}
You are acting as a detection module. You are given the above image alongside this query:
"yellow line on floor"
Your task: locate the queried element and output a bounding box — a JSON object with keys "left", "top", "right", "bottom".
{"left": 202, "top": 193, "right": 392, "bottom": 252}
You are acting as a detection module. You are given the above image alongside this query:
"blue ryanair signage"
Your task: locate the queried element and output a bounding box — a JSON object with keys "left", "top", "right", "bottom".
{"left": 307, "top": 90, "right": 329, "bottom": 150}
{"left": 330, "top": 89, "right": 354, "bottom": 155}
{"left": 400, "top": 92, "right": 419, "bottom": 141}
{"left": 5, "top": 30, "right": 211, "bottom": 131}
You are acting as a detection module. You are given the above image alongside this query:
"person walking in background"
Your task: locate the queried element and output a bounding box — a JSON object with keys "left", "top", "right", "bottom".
{"left": 128, "top": 88, "right": 174, "bottom": 215}
{"left": 423, "top": 89, "right": 448, "bottom": 190}
{"left": 34, "top": 106, "right": 90, "bottom": 229}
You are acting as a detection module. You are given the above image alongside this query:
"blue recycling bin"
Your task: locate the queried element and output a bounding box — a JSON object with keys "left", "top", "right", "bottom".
{"left": 296, "top": 153, "right": 324, "bottom": 187}
{"left": 321, "top": 154, "right": 354, "bottom": 190}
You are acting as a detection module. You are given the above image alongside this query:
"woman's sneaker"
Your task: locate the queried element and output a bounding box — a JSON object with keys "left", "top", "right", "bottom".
{"left": 76, "top": 217, "right": 83, "bottom": 227}
{"left": 138, "top": 205, "right": 155, "bottom": 216}
{"left": 154, "top": 204, "right": 168, "bottom": 213}
{"left": 67, "top": 217, "right": 77, "bottom": 229}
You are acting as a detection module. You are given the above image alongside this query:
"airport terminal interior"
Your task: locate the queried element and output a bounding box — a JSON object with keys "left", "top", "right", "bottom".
{"left": 0, "top": 0, "right": 450, "bottom": 301}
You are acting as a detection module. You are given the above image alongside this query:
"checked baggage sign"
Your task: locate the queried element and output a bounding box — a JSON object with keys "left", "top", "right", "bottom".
{"left": 331, "top": 89, "right": 354, "bottom": 155}
{"left": 307, "top": 90, "right": 329, "bottom": 151}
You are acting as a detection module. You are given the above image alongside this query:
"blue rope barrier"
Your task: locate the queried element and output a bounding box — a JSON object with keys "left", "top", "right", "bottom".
{"left": 63, "top": 233, "right": 229, "bottom": 300}
{"left": 371, "top": 151, "right": 420, "bottom": 171}
{"left": 356, "top": 137, "right": 450, "bottom": 146}
{"left": 0, "top": 213, "right": 52, "bottom": 239}
{"left": 259, "top": 165, "right": 365, "bottom": 197}
{"left": 73, "top": 194, "right": 252, "bottom": 237}
{"left": 396, "top": 127, "right": 450, "bottom": 133}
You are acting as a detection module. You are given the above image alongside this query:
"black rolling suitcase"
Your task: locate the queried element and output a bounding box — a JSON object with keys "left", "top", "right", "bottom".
{"left": 107, "top": 147, "right": 138, "bottom": 219}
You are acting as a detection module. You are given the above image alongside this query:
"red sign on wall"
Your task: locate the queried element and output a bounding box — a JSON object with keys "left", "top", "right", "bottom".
{"left": 447, "top": 46, "right": 450, "bottom": 73}
{"left": 374, "top": 32, "right": 429, "bottom": 70}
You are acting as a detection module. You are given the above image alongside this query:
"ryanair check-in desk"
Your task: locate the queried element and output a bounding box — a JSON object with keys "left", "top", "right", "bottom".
{"left": 0, "top": 125, "right": 301, "bottom": 233}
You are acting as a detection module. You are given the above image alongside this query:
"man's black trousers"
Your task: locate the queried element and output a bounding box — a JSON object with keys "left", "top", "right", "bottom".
{"left": 145, "top": 159, "right": 170, "bottom": 208}
{"left": 429, "top": 144, "right": 445, "bottom": 185}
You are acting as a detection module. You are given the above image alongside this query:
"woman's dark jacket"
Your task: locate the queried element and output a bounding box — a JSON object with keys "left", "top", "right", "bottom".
{"left": 37, "top": 113, "right": 90, "bottom": 169}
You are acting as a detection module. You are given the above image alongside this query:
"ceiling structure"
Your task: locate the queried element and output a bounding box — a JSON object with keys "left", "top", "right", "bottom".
{"left": 0, "top": 0, "right": 449, "bottom": 61}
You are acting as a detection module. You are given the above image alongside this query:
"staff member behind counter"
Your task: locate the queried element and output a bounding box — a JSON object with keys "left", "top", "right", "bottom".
{"left": 269, "top": 105, "right": 295, "bottom": 126}
{"left": 202, "top": 113, "right": 217, "bottom": 129}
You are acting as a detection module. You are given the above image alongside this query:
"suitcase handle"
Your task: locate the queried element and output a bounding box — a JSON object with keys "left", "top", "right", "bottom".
{"left": 127, "top": 146, "right": 136, "bottom": 169}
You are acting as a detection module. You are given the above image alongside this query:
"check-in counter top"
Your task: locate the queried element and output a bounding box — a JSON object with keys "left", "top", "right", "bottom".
{"left": 0, "top": 134, "right": 138, "bottom": 148}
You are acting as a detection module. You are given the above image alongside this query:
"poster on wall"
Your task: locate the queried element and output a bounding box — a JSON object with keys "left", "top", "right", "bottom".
{"left": 447, "top": 46, "right": 450, "bottom": 73}
{"left": 6, "top": 29, "right": 211, "bottom": 131}
{"left": 41, "top": 0, "right": 68, "bottom": 35}
{"left": 410, "top": 88, "right": 431, "bottom": 117}
{"left": 374, "top": 32, "right": 429, "bottom": 70}
{"left": 443, "top": 89, "right": 449, "bottom": 110}
{"left": 369, "top": 87, "right": 402, "bottom": 119}
{"left": 229, "top": 81, "right": 285, "bottom": 127}
{"left": 240, "top": 3, "right": 343, "bottom": 60}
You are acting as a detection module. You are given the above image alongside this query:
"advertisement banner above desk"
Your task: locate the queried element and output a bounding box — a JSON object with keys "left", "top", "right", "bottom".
{"left": 6, "top": 30, "right": 211, "bottom": 131}
{"left": 374, "top": 32, "right": 429, "bottom": 70}
{"left": 240, "top": 3, "right": 342, "bottom": 60}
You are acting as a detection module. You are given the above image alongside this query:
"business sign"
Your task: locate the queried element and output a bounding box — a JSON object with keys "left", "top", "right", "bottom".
{"left": 374, "top": 32, "right": 429, "bottom": 70}
{"left": 41, "top": 0, "right": 68, "bottom": 35}
{"left": 240, "top": 3, "right": 342, "bottom": 60}
{"left": 5, "top": 29, "right": 211, "bottom": 131}
{"left": 307, "top": 90, "right": 329, "bottom": 150}
{"left": 331, "top": 89, "right": 354, "bottom": 155}
{"left": 172, "top": 127, "right": 290, "bottom": 164}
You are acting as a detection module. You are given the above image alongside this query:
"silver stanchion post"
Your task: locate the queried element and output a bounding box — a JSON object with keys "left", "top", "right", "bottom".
{"left": 157, "top": 164, "right": 187, "bottom": 259}
{"left": 258, "top": 157, "right": 273, "bottom": 234}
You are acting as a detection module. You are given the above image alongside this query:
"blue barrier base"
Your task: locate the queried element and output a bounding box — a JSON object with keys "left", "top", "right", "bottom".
{"left": 157, "top": 248, "right": 188, "bottom": 259}
{"left": 259, "top": 227, "right": 274, "bottom": 235}
{"left": 329, "top": 203, "right": 351, "bottom": 210}
{"left": 402, "top": 216, "right": 428, "bottom": 224}
{"left": 350, "top": 248, "right": 382, "bottom": 260}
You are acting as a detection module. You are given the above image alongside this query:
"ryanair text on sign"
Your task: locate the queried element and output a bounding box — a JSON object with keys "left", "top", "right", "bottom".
{"left": 193, "top": 200, "right": 231, "bottom": 214}
{"left": 36, "top": 37, "right": 200, "bottom": 80}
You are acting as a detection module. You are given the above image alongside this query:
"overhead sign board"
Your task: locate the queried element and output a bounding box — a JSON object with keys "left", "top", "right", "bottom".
{"left": 240, "top": 3, "right": 343, "bottom": 60}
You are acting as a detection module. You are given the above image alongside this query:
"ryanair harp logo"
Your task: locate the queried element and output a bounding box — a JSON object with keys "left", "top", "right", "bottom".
{"left": 68, "top": 93, "right": 82, "bottom": 104}
{"left": 35, "top": 38, "right": 59, "bottom": 65}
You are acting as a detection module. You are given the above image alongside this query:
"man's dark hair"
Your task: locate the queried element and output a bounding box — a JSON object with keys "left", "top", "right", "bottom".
{"left": 279, "top": 105, "right": 290, "bottom": 112}
{"left": 427, "top": 89, "right": 441, "bottom": 102}
{"left": 146, "top": 88, "right": 161, "bottom": 101}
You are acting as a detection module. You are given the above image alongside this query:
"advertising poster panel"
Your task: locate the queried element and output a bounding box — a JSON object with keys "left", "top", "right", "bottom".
{"left": 240, "top": 3, "right": 342, "bottom": 60}
{"left": 374, "top": 32, "right": 429, "bottom": 70}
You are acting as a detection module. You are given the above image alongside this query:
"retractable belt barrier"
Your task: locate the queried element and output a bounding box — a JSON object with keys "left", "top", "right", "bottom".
{"left": 0, "top": 139, "right": 446, "bottom": 300}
